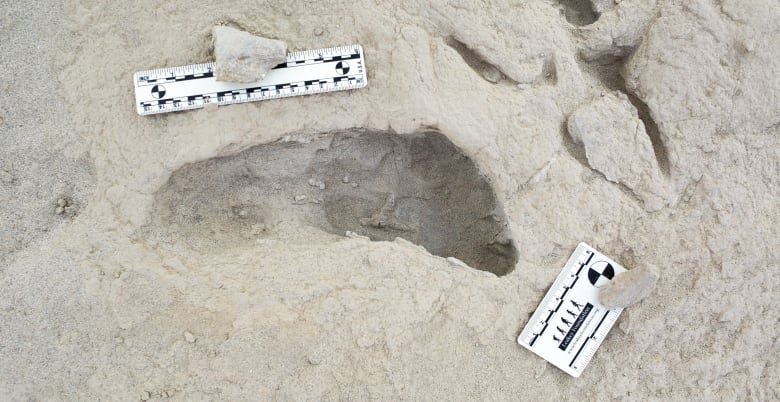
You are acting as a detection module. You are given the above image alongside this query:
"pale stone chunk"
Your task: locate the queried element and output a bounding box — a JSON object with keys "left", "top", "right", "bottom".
{"left": 213, "top": 26, "right": 287, "bottom": 83}
{"left": 599, "top": 264, "right": 658, "bottom": 309}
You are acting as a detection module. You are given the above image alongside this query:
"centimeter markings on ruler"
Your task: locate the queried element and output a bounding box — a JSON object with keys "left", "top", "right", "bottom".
{"left": 517, "top": 243, "right": 626, "bottom": 377}
{"left": 134, "top": 44, "right": 367, "bottom": 115}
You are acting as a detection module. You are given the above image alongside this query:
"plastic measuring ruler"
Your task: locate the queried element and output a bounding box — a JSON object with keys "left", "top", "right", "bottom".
{"left": 518, "top": 243, "right": 626, "bottom": 377}
{"left": 133, "top": 44, "right": 367, "bottom": 115}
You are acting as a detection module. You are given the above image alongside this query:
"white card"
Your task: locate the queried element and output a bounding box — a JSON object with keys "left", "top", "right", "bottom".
{"left": 517, "top": 243, "right": 626, "bottom": 377}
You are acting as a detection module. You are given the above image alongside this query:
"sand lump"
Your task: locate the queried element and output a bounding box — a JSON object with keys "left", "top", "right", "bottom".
{"left": 567, "top": 91, "right": 667, "bottom": 211}
{"left": 599, "top": 264, "right": 658, "bottom": 309}
{"left": 212, "top": 26, "right": 287, "bottom": 83}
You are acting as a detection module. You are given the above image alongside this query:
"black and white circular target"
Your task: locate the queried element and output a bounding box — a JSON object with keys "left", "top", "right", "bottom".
{"left": 151, "top": 84, "right": 166, "bottom": 99}
{"left": 587, "top": 261, "right": 616, "bottom": 287}
{"left": 335, "top": 61, "right": 350, "bottom": 75}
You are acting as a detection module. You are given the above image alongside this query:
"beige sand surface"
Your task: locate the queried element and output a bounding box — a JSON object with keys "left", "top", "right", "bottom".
{"left": 1, "top": 0, "right": 778, "bottom": 400}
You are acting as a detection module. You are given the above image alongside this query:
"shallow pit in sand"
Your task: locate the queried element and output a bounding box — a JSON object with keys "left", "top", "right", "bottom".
{"left": 145, "top": 129, "right": 518, "bottom": 275}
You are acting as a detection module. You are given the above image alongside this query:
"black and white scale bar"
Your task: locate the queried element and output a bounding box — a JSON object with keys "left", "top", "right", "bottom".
{"left": 134, "top": 44, "right": 366, "bottom": 115}
{"left": 526, "top": 250, "right": 595, "bottom": 347}
{"left": 517, "top": 243, "right": 626, "bottom": 377}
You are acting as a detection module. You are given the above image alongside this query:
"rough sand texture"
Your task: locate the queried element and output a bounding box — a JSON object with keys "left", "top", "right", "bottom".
{"left": 0, "top": 1, "right": 94, "bottom": 267}
{"left": 1, "top": 0, "right": 778, "bottom": 400}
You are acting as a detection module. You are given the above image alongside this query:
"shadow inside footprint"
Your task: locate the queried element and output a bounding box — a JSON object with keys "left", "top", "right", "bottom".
{"left": 145, "top": 130, "right": 518, "bottom": 276}
{"left": 559, "top": 0, "right": 598, "bottom": 26}
{"left": 444, "top": 36, "right": 517, "bottom": 86}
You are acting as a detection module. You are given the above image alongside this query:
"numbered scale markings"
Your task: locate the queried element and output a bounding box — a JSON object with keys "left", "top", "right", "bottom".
{"left": 134, "top": 44, "right": 367, "bottom": 115}
{"left": 517, "top": 243, "right": 627, "bottom": 377}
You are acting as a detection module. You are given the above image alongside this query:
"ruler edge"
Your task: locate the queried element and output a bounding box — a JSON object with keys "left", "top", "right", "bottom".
{"left": 133, "top": 44, "right": 367, "bottom": 116}
{"left": 517, "top": 242, "right": 625, "bottom": 378}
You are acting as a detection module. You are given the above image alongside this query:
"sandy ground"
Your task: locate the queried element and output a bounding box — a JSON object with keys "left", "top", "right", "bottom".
{"left": 1, "top": 0, "right": 778, "bottom": 400}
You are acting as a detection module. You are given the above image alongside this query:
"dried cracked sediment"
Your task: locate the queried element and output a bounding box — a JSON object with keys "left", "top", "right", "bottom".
{"left": 0, "top": 0, "right": 778, "bottom": 400}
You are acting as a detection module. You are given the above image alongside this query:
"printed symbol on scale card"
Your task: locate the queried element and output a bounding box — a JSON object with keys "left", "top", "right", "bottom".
{"left": 151, "top": 84, "right": 166, "bottom": 99}
{"left": 335, "top": 61, "right": 350, "bottom": 75}
{"left": 517, "top": 243, "right": 626, "bottom": 377}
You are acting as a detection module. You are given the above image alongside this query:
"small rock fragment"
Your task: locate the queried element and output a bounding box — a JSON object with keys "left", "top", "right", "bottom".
{"left": 183, "top": 331, "right": 196, "bottom": 343}
{"left": 308, "top": 178, "right": 317, "bottom": 186}
{"left": 481, "top": 65, "right": 503, "bottom": 83}
{"left": 577, "top": 0, "right": 657, "bottom": 60}
{"left": 313, "top": 27, "right": 324, "bottom": 36}
{"left": 342, "top": 175, "right": 350, "bottom": 184}
{"left": 54, "top": 197, "right": 78, "bottom": 217}
{"left": 213, "top": 26, "right": 287, "bottom": 83}
{"left": 318, "top": 181, "right": 325, "bottom": 190}
{"left": 140, "top": 391, "right": 151, "bottom": 401}
{"left": 599, "top": 264, "right": 658, "bottom": 309}
{"left": 345, "top": 231, "right": 370, "bottom": 240}
{"left": 293, "top": 195, "right": 306, "bottom": 202}
{"left": 447, "top": 257, "right": 470, "bottom": 269}
{"left": 55, "top": 198, "right": 73, "bottom": 215}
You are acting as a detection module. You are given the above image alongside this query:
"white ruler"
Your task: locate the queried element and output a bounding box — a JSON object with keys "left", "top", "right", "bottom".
{"left": 518, "top": 243, "right": 626, "bottom": 377}
{"left": 133, "top": 44, "right": 366, "bottom": 115}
